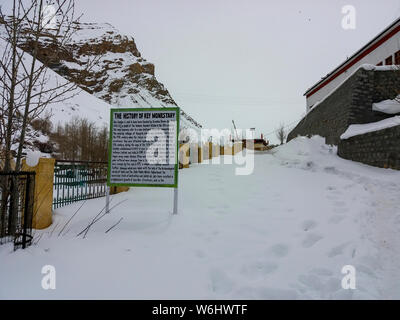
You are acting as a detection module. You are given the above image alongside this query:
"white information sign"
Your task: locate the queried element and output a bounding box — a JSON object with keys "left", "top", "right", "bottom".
{"left": 107, "top": 108, "right": 179, "bottom": 188}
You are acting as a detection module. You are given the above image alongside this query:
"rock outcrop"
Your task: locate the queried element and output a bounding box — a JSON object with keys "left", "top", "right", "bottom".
{"left": 14, "top": 21, "right": 201, "bottom": 129}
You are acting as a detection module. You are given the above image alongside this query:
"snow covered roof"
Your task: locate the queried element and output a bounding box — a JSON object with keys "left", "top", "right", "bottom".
{"left": 304, "top": 16, "right": 400, "bottom": 98}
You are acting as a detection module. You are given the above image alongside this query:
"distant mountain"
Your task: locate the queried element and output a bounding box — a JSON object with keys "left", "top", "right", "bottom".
{"left": 15, "top": 21, "right": 201, "bottom": 130}
{"left": 0, "top": 36, "right": 111, "bottom": 156}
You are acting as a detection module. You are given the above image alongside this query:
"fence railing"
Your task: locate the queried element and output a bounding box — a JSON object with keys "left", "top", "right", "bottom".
{"left": 0, "top": 171, "right": 35, "bottom": 250}
{"left": 53, "top": 160, "right": 108, "bottom": 209}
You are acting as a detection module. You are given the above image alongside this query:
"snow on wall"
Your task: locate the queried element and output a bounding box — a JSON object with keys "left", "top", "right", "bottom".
{"left": 306, "top": 28, "right": 400, "bottom": 110}
{"left": 372, "top": 95, "right": 400, "bottom": 114}
{"left": 340, "top": 116, "right": 400, "bottom": 139}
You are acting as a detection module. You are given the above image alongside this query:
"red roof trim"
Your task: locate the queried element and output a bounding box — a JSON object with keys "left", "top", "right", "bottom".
{"left": 306, "top": 24, "right": 400, "bottom": 99}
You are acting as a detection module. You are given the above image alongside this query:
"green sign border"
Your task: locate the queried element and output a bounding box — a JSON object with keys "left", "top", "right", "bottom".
{"left": 107, "top": 107, "right": 180, "bottom": 188}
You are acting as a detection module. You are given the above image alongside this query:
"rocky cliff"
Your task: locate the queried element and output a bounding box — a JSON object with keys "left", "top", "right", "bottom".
{"left": 14, "top": 21, "right": 201, "bottom": 129}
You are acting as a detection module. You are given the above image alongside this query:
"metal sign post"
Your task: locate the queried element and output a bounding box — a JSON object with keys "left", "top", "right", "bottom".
{"left": 107, "top": 107, "right": 180, "bottom": 215}
{"left": 173, "top": 187, "right": 178, "bottom": 215}
{"left": 173, "top": 111, "right": 180, "bottom": 215}
{"left": 106, "top": 186, "right": 110, "bottom": 214}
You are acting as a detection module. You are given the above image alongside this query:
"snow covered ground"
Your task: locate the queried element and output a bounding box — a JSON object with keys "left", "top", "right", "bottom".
{"left": 1, "top": 136, "right": 400, "bottom": 299}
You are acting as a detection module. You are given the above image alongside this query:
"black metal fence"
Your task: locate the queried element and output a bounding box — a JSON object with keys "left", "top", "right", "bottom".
{"left": 0, "top": 171, "right": 35, "bottom": 250}
{"left": 53, "top": 160, "right": 108, "bottom": 209}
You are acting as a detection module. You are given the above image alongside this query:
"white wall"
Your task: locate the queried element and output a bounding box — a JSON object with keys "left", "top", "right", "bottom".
{"left": 306, "top": 31, "right": 400, "bottom": 111}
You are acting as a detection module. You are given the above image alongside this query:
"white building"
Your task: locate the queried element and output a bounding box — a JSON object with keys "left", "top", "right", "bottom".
{"left": 304, "top": 17, "right": 400, "bottom": 111}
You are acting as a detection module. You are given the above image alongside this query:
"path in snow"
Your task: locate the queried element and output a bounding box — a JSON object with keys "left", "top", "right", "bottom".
{"left": 1, "top": 136, "right": 400, "bottom": 299}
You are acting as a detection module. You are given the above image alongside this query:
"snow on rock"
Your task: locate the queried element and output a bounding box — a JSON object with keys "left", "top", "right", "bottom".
{"left": 1, "top": 136, "right": 400, "bottom": 299}
{"left": 340, "top": 116, "right": 400, "bottom": 140}
{"left": 0, "top": 36, "right": 111, "bottom": 155}
{"left": 0, "top": 38, "right": 111, "bottom": 127}
{"left": 9, "top": 20, "right": 201, "bottom": 131}
{"left": 25, "top": 150, "right": 41, "bottom": 167}
{"left": 372, "top": 96, "right": 400, "bottom": 114}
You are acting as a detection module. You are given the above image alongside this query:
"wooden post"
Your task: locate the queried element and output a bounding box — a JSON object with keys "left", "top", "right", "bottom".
{"left": 110, "top": 186, "right": 129, "bottom": 195}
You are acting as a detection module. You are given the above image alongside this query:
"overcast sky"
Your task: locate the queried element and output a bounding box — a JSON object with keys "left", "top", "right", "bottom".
{"left": 11, "top": 1, "right": 400, "bottom": 142}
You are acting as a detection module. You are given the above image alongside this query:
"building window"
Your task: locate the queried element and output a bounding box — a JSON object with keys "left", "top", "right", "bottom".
{"left": 395, "top": 50, "right": 400, "bottom": 65}
{"left": 385, "top": 55, "right": 393, "bottom": 65}
{"left": 377, "top": 62, "right": 383, "bottom": 66}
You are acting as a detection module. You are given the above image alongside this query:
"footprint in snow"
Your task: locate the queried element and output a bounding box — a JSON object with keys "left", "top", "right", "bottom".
{"left": 356, "top": 264, "right": 378, "bottom": 279}
{"left": 329, "top": 215, "right": 345, "bottom": 224}
{"left": 194, "top": 249, "right": 206, "bottom": 259}
{"left": 328, "top": 242, "right": 350, "bottom": 258}
{"left": 302, "top": 220, "right": 317, "bottom": 231}
{"left": 298, "top": 274, "right": 324, "bottom": 291}
{"left": 269, "top": 243, "right": 289, "bottom": 258}
{"left": 310, "top": 267, "right": 333, "bottom": 277}
{"left": 326, "top": 195, "right": 337, "bottom": 200}
{"left": 240, "top": 261, "right": 278, "bottom": 279}
{"left": 326, "top": 186, "right": 342, "bottom": 196}
{"left": 334, "top": 201, "right": 347, "bottom": 207}
{"left": 324, "top": 166, "right": 338, "bottom": 174}
{"left": 209, "top": 269, "right": 235, "bottom": 294}
{"left": 298, "top": 274, "right": 341, "bottom": 296}
{"left": 302, "top": 233, "right": 323, "bottom": 248}
{"left": 333, "top": 206, "right": 349, "bottom": 213}
{"left": 233, "top": 286, "right": 298, "bottom": 300}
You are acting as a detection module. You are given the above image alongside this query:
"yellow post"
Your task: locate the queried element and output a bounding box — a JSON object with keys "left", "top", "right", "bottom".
{"left": 110, "top": 186, "right": 130, "bottom": 195}
{"left": 224, "top": 144, "right": 233, "bottom": 155}
{"left": 184, "top": 143, "right": 190, "bottom": 168}
{"left": 233, "top": 142, "right": 243, "bottom": 154}
{"left": 213, "top": 144, "right": 220, "bottom": 157}
{"left": 198, "top": 145, "right": 203, "bottom": 163}
{"left": 208, "top": 142, "right": 213, "bottom": 159}
{"left": 202, "top": 143, "right": 209, "bottom": 160}
{"left": 22, "top": 158, "right": 55, "bottom": 230}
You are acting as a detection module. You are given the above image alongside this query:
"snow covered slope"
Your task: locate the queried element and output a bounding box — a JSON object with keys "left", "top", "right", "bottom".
{"left": 1, "top": 136, "right": 400, "bottom": 299}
